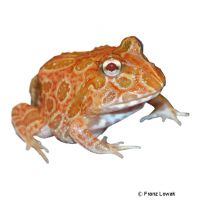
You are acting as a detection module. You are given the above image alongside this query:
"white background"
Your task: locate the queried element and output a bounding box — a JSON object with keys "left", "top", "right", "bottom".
{"left": 0, "top": 0, "right": 199, "bottom": 199}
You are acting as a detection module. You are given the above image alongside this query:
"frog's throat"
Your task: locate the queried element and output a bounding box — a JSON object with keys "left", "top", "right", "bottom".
{"left": 102, "top": 91, "right": 160, "bottom": 112}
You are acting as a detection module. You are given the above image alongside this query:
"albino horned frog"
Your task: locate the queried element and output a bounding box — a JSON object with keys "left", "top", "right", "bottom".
{"left": 11, "top": 36, "right": 189, "bottom": 163}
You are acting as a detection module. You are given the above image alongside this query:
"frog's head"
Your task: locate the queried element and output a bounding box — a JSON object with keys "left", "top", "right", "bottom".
{"left": 87, "top": 36, "right": 166, "bottom": 113}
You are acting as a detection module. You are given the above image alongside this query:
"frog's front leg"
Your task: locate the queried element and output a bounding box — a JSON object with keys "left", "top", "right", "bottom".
{"left": 69, "top": 117, "right": 140, "bottom": 158}
{"left": 140, "top": 94, "right": 189, "bottom": 125}
{"left": 12, "top": 103, "right": 50, "bottom": 163}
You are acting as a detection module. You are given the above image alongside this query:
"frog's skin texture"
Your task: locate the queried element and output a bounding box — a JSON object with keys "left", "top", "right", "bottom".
{"left": 11, "top": 36, "right": 189, "bottom": 163}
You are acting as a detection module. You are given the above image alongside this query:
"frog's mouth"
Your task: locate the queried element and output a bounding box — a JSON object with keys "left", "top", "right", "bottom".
{"left": 102, "top": 91, "right": 160, "bottom": 113}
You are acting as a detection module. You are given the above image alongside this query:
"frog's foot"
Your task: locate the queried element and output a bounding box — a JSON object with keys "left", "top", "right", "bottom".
{"left": 140, "top": 106, "right": 189, "bottom": 126}
{"left": 101, "top": 136, "right": 141, "bottom": 158}
{"left": 69, "top": 118, "right": 140, "bottom": 158}
{"left": 26, "top": 136, "right": 49, "bottom": 163}
{"left": 12, "top": 103, "right": 49, "bottom": 163}
{"left": 140, "top": 94, "right": 189, "bottom": 126}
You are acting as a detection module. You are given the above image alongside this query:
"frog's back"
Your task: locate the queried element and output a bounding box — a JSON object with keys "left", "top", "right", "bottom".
{"left": 29, "top": 46, "right": 115, "bottom": 116}
{"left": 38, "top": 45, "right": 115, "bottom": 82}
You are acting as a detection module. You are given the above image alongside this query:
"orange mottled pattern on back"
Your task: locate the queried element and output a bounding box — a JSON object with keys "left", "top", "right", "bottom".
{"left": 38, "top": 46, "right": 114, "bottom": 120}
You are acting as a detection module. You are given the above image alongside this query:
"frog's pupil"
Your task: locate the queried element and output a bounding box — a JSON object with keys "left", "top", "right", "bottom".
{"left": 105, "top": 63, "right": 118, "bottom": 72}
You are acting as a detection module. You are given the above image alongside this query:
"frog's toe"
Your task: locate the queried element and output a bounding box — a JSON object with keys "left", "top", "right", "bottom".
{"left": 101, "top": 136, "right": 124, "bottom": 145}
{"left": 26, "top": 137, "right": 49, "bottom": 163}
{"left": 175, "top": 110, "right": 190, "bottom": 117}
{"left": 171, "top": 109, "right": 189, "bottom": 126}
{"left": 172, "top": 116, "right": 182, "bottom": 126}
{"left": 140, "top": 113, "right": 157, "bottom": 122}
{"left": 110, "top": 144, "right": 141, "bottom": 158}
{"left": 36, "top": 140, "right": 49, "bottom": 153}
{"left": 101, "top": 136, "right": 141, "bottom": 158}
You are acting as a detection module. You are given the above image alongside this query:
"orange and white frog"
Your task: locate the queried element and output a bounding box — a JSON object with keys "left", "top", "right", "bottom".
{"left": 11, "top": 36, "right": 189, "bottom": 163}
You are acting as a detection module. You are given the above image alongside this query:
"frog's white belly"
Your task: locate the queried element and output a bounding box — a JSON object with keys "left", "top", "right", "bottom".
{"left": 38, "top": 103, "right": 145, "bottom": 143}
{"left": 89, "top": 103, "right": 144, "bottom": 132}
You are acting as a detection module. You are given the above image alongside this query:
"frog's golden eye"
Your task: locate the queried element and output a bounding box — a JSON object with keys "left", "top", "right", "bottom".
{"left": 102, "top": 58, "right": 122, "bottom": 77}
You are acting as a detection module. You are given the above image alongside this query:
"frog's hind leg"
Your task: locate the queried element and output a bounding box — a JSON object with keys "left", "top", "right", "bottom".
{"left": 12, "top": 103, "right": 50, "bottom": 163}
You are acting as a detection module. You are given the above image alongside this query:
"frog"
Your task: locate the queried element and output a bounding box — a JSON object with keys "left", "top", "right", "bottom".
{"left": 11, "top": 36, "right": 189, "bottom": 163}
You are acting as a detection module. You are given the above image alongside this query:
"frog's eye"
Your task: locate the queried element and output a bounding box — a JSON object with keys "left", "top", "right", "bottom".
{"left": 102, "top": 58, "right": 122, "bottom": 77}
